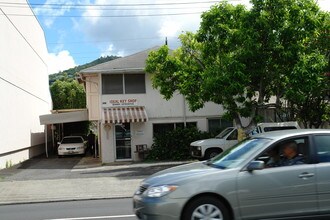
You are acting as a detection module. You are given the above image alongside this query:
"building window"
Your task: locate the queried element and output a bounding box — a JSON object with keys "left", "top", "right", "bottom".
{"left": 153, "top": 123, "right": 175, "bottom": 136}
{"left": 153, "top": 122, "right": 197, "bottom": 136}
{"left": 102, "top": 75, "right": 123, "bottom": 94}
{"left": 208, "top": 118, "right": 233, "bottom": 134}
{"left": 125, "top": 74, "right": 146, "bottom": 94}
{"left": 102, "top": 74, "right": 146, "bottom": 94}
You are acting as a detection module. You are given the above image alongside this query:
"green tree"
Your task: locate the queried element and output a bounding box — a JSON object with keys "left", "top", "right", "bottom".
{"left": 146, "top": 0, "right": 329, "bottom": 128}
{"left": 285, "top": 52, "right": 329, "bottom": 128}
{"left": 50, "top": 79, "right": 86, "bottom": 110}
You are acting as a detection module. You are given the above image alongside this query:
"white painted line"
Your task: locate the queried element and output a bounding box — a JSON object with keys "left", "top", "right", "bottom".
{"left": 44, "top": 214, "right": 136, "bottom": 220}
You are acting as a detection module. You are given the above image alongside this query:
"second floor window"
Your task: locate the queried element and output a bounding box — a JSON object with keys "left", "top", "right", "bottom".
{"left": 102, "top": 74, "right": 146, "bottom": 94}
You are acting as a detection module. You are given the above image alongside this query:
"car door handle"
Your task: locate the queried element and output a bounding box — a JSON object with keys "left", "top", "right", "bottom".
{"left": 299, "top": 172, "right": 314, "bottom": 179}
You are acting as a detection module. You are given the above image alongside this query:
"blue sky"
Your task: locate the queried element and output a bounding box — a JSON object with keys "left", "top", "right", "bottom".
{"left": 21, "top": 0, "right": 330, "bottom": 74}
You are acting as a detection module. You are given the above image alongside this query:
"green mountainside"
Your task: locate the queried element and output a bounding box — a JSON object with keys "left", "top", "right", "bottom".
{"left": 49, "top": 55, "right": 120, "bottom": 85}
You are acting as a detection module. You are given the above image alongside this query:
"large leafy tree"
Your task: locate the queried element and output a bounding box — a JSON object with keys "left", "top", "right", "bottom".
{"left": 50, "top": 78, "right": 86, "bottom": 110}
{"left": 285, "top": 52, "right": 329, "bottom": 128}
{"left": 146, "top": 0, "right": 329, "bottom": 128}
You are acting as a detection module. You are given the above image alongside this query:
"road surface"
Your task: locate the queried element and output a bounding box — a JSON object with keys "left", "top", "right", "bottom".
{"left": 0, "top": 198, "right": 136, "bottom": 220}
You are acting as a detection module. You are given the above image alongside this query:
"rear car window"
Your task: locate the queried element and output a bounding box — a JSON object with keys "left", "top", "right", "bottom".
{"left": 62, "top": 137, "right": 83, "bottom": 144}
{"left": 314, "top": 135, "right": 330, "bottom": 163}
{"left": 264, "top": 126, "right": 298, "bottom": 132}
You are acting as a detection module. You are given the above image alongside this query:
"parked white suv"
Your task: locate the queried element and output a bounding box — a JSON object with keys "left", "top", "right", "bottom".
{"left": 190, "top": 122, "right": 300, "bottom": 160}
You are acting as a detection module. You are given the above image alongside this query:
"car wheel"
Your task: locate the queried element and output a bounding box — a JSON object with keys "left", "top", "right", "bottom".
{"left": 182, "top": 196, "right": 230, "bottom": 220}
{"left": 205, "top": 149, "right": 221, "bottom": 160}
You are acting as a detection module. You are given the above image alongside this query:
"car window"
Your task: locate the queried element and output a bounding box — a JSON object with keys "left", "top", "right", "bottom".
{"left": 314, "top": 135, "right": 330, "bottom": 163}
{"left": 263, "top": 126, "right": 298, "bottom": 132}
{"left": 208, "top": 138, "right": 271, "bottom": 169}
{"left": 61, "top": 137, "right": 83, "bottom": 144}
{"left": 255, "top": 137, "right": 309, "bottom": 168}
{"left": 227, "top": 130, "right": 238, "bottom": 140}
{"left": 215, "top": 127, "right": 234, "bottom": 139}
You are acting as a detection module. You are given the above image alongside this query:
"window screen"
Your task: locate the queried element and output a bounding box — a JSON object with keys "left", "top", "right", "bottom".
{"left": 125, "top": 74, "right": 146, "bottom": 94}
{"left": 153, "top": 123, "right": 175, "bottom": 136}
{"left": 153, "top": 122, "right": 197, "bottom": 136}
{"left": 102, "top": 75, "right": 123, "bottom": 94}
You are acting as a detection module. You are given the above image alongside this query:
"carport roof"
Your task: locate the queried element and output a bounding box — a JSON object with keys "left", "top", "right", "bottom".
{"left": 39, "top": 109, "right": 88, "bottom": 125}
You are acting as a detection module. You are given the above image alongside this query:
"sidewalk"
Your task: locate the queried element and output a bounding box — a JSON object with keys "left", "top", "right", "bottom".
{"left": 0, "top": 157, "right": 188, "bottom": 205}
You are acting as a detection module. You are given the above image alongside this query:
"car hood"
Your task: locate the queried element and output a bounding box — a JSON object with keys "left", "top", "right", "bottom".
{"left": 59, "top": 143, "right": 84, "bottom": 147}
{"left": 142, "top": 161, "right": 226, "bottom": 186}
{"left": 190, "top": 138, "right": 224, "bottom": 146}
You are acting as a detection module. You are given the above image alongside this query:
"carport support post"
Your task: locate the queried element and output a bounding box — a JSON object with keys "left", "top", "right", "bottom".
{"left": 45, "top": 125, "right": 48, "bottom": 158}
{"left": 52, "top": 124, "right": 55, "bottom": 152}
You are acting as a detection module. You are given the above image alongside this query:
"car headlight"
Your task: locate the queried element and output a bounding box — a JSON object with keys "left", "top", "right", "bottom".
{"left": 196, "top": 146, "right": 201, "bottom": 151}
{"left": 144, "top": 185, "right": 178, "bottom": 198}
{"left": 77, "top": 146, "right": 84, "bottom": 149}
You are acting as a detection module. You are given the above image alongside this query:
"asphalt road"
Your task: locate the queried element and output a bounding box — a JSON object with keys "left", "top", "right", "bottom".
{"left": 0, "top": 198, "right": 136, "bottom": 220}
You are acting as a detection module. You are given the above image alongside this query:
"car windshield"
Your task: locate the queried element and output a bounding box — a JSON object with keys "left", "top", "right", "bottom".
{"left": 207, "top": 138, "right": 271, "bottom": 169}
{"left": 215, "top": 127, "right": 234, "bottom": 139}
{"left": 61, "top": 137, "right": 83, "bottom": 144}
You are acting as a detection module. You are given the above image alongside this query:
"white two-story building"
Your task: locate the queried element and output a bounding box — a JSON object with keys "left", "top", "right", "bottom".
{"left": 0, "top": 0, "right": 52, "bottom": 168}
{"left": 79, "top": 47, "right": 232, "bottom": 163}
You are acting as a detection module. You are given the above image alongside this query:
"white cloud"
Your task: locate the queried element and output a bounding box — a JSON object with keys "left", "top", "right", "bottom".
{"left": 81, "top": 0, "right": 104, "bottom": 24}
{"left": 158, "top": 19, "right": 182, "bottom": 38}
{"left": 33, "top": 0, "right": 73, "bottom": 28}
{"left": 74, "top": 0, "right": 215, "bottom": 56}
{"left": 318, "top": 0, "right": 330, "bottom": 11}
{"left": 100, "top": 44, "right": 125, "bottom": 57}
{"left": 32, "top": 0, "right": 328, "bottom": 66}
{"left": 47, "top": 50, "right": 77, "bottom": 74}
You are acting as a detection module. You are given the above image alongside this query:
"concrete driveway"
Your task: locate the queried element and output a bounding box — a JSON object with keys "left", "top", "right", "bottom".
{"left": 0, "top": 155, "right": 189, "bottom": 205}
{"left": 0, "top": 155, "right": 186, "bottom": 181}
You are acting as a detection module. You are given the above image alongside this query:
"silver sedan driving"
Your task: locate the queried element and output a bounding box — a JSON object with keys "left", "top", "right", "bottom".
{"left": 133, "top": 129, "right": 330, "bottom": 220}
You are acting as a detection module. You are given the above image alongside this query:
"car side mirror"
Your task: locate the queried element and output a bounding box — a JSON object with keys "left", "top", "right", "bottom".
{"left": 57, "top": 142, "right": 61, "bottom": 145}
{"left": 247, "top": 161, "right": 265, "bottom": 171}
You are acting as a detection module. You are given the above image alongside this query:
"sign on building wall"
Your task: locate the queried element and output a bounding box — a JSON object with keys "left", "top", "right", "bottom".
{"left": 103, "top": 98, "right": 138, "bottom": 107}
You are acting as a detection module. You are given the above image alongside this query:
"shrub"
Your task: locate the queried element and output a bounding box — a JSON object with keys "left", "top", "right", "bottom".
{"left": 146, "top": 127, "right": 213, "bottom": 161}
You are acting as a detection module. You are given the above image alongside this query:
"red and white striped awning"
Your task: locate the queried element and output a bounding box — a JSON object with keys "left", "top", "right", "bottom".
{"left": 103, "top": 106, "right": 148, "bottom": 124}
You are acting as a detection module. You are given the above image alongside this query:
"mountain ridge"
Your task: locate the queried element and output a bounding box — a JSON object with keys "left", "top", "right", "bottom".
{"left": 49, "top": 55, "right": 120, "bottom": 85}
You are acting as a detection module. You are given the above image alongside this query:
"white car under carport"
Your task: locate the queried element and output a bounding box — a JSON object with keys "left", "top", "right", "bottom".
{"left": 57, "top": 136, "right": 87, "bottom": 157}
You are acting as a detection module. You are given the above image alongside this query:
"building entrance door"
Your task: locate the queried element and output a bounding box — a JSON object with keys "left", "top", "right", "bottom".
{"left": 115, "top": 123, "right": 131, "bottom": 160}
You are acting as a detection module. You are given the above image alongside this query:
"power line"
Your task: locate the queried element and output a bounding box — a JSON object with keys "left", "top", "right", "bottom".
{"left": 1, "top": 1, "right": 215, "bottom": 10}
{"left": 1, "top": 1, "right": 225, "bottom": 7}
{"left": 1, "top": 4, "right": 211, "bottom": 11}
{"left": 0, "top": 8, "right": 47, "bottom": 66}
{"left": 0, "top": 8, "right": 49, "bottom": 103}
{"left": 0, "top": 75, "right": 50, "bottom": 104}
{"left": 49, "top": 39, "right": 180, "bottom": 55}
{"left": 47, "top": 36, "right": 178, "bottom": 45}
{"left": 2, "top": 11, "right": 205, "bottom": 18}
{"left": 0, "top": 0, "right": 243, "bottom": 18}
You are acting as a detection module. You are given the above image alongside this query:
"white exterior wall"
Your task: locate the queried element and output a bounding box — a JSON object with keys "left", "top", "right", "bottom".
{"left": 0, "top": 1, "right": 52, "bottom": 168}
{"left": 87, "top": 73, "right": 226, "bottom": 163}
{"left": 85, "top": 75, "right": 100, "bottom": 121}
{"left": 101, "top": 74, "right": 223, "bottom": 120}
